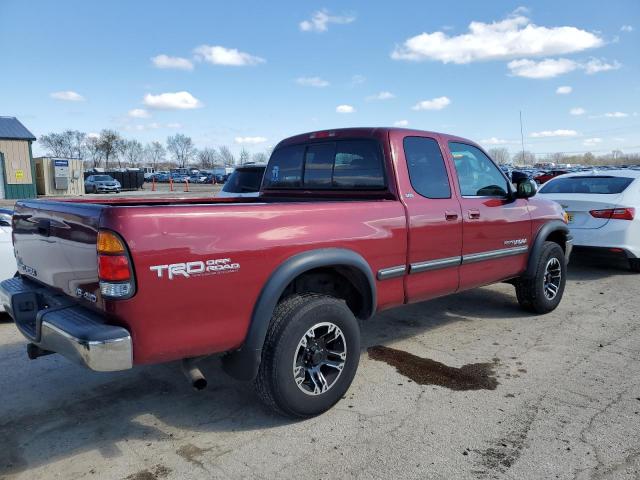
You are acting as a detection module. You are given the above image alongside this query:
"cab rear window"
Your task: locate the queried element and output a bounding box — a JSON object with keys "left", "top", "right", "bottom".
{"left": 263, "top": 139, "right": 385, "bottom": 190}
{"left": 540, "top": 176, "right": 634, "bottom": 194}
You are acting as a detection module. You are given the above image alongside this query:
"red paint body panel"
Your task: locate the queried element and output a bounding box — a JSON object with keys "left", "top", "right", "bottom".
{"left": 12, "top": 128, "right": 567, "bottom": 367}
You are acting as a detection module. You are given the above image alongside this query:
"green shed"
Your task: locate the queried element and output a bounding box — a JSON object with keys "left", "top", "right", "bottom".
{"left": 0, "top": 116, "right": 37, "bottom": 200}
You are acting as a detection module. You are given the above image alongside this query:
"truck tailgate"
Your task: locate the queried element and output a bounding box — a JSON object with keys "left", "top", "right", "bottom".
{"left": 13, "top": 200, "right": 105, "bottom": 303}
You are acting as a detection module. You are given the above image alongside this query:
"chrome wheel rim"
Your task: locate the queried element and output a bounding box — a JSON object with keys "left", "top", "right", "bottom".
{"left": 292, "top": 322, "right": 347, "bottom": 396}
{"left": 543, "top": 257, "right": 562, "bottom": 300}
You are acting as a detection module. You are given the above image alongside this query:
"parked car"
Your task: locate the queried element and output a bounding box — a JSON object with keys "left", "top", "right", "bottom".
{"left": 217, "top": 164, "right": 266, "bottom": 198}
{"left": 539, "top": 169, "right": 639, "bottom": 272}
{"left": 1, "top": 127, "right": 572, "bottom": 417}
{"left": 0, "top": 209, "right": 17, "bottom": 312}
{"left": 534, "top": 169, "right": 570, "bottom": 185}
{"left": 85, "top": 175, "right": 121, "bottom": 194}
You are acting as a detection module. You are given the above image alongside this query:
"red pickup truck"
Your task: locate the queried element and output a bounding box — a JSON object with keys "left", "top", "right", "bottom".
{"left": 1, "top": 128, "right": 572, "bottom": 417}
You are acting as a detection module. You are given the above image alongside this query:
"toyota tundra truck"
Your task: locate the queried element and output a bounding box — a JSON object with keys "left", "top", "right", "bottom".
{"left": 0, "top": 128, "right": 572, "bottom": 417}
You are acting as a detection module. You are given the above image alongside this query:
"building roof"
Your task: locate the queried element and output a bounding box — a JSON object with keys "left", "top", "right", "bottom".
{"left": 0, "top": 116, "right": 36, "bottom": 141}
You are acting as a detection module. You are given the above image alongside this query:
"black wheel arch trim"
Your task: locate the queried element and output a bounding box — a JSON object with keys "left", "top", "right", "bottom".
{"left": 221, "top": 248, "right": 376, "bottom": 381}
{"left": 524, "top": 220, "right": 570, "bottom": 278}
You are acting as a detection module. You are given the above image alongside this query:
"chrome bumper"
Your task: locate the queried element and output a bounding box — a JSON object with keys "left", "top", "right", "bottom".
{"left": 0, "top": 277, "right": 132, "bottom": 371}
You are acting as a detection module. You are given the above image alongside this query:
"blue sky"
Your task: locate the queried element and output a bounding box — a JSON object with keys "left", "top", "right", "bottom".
{"left": 1, "top": 0, "right": 638, "bottom": 158}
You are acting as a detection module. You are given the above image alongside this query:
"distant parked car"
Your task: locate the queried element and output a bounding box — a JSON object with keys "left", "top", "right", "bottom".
{"left": 85, "top": 175, "right": 121, "bottom": 194}
{"left": 217, "top": 164, "right": 266, "bottom": 198}
{"left": 539, "top": 169, "right": 640, "bottom": 272}
{"left": 534, "top": 169, "right": 569, "bottom": 185}
{"left": 0, "top": 209, "right": 17, "bottom": 311}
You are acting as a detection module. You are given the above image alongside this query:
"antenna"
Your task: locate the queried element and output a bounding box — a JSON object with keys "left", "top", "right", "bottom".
{"left": 519, "top": 110, "right": 526, "bottom": 165}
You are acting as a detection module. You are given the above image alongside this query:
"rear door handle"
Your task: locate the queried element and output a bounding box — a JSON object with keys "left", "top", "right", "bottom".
{"left": 445, "top": 211, "right": 458, "bottom": 221}
{"left": 468, "top": 209, "right": 480, "bottom": 220}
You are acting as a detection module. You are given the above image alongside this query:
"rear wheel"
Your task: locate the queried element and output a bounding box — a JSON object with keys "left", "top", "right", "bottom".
{"left": 630, "top": 259, "right": 640, "bottom": 273}
{"left": 255, "top": 294, "right": 360, "bottom": 418}
{"left": 515, "top": 241, "right": 566, "bottom": 314}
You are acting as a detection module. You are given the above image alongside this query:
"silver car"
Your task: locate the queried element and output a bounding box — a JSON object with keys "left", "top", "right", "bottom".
{"left": 85, "top": 175, "right": 121, "bottom": 194}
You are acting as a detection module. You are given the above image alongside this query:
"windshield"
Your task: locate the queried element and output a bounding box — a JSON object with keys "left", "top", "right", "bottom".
{"left": 540, "top": 176, "right": 634, "bottom": 194}
{"left": 93, "top": 175, "right": 114, "bottom": 181}
{"left": 222, "top": 167, "right": 265, "bottom": 193}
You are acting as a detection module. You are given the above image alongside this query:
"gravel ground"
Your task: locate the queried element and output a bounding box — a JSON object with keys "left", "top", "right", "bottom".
{"left": 0, "top": 256, "right": 638, "bottom": 480}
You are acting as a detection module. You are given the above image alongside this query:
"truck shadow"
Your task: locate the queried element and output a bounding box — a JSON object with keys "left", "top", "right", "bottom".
{"left": 0, "top": 261, "right": 632, "bottom": 475}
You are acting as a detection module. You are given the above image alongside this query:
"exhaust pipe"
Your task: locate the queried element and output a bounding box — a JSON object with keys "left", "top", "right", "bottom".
{"left": 182, "top": 357, "right": 207, "bottom": 390}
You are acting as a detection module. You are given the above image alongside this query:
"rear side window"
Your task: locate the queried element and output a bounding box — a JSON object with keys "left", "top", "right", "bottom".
{"left": 263, "top": 139, "right": 385, "bottom": 190}
{"left": 540, "top": 176, "right": 634, "bottom": 194}
{"left": 403, "top": 137, "right": 451, "bottom": 199}
{"left": 222, "top": 167, "right": 266, "bottom": 193}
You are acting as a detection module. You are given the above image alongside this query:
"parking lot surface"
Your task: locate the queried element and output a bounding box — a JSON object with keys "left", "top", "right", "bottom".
{"left": 1, "top": 257, "right": 639, "bottom": 480}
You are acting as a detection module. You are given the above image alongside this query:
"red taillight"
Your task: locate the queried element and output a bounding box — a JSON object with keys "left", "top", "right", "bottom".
{"left": 589, "top": 208, "right": 635, "bottom": 221}
{"left": 98, "top": 255, "right": 131, "bottom": 281}
{"left": 309, "top": 131, "right": 336, "bottom": 139}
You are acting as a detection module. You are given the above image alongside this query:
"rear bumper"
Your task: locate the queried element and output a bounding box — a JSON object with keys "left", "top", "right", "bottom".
{"left": 0, "top": 277, "right": 132, "bottom": 371}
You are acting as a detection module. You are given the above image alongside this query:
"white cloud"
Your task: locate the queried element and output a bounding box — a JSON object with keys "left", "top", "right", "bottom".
{"left": 412, "top": 96, "right": 451, "bottom": 111}
{"left": 351, "top": 74, "right": 366, "bottom": 85}
{"left": 481, "top": 137, "right": 509, "bottom": 145}
{"left": 556, "top": 85, "right": 572, "bottom": 94}
{"left": 605, "top": 111, "right": 628, "bottom": 118}
{"left": 128, "top": 108, "right": 151, "bottom": 119}
{"left": 234, "top": 136, "right": 267, "bottom": 145}
{"left": 392, "top": 13, "right": 603, "bottom": 64}
{"left": 583, "top": 137, "right": 602, "bottom": 146}
{"left": 193, "top": 45, "right": 265, "bottom": 66}
{"left": 366, "top": 91, "right": 396, "bottom": 101}
{"left": 151, "top": 54, "right": 194, "bottom": 71}
{"left": 530, "top": 129, "right": 579, "bottom": 138}
{"left": 394, "top": 120, "right": 409, "bottom": 127}
{"left": 620, "top": 25, "right": 633, "bottom": 32}
{"left": 336, "top": 104, "right": 356, "bottom": 113}
{"left": 300, "top": 10, "right": 355, "bottom": 33}
{"left": 167, "top": 122, "right": 183, "bottom": 129}
{"left": 508, "top": 58, "right": 578, "bottom": 78}
{"left": 583, "top": 58, "right": 621, "bottom": 74}
{"left": 296, "top": 76, "right": 330, "bottom": 88}
{"left": 570, "top": 107, "right": 586, "bottom": 116}
{"left": 50, "top": 91, "right": 85, "bottom": 102}
{"left": 143, "top": 91, "right": 202, "bottom": 110}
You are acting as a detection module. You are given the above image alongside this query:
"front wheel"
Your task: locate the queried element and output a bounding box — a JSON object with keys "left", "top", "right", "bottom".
{"left": 515, "top": 241, "right": 566, "bottom": 314}
{"left": 255, "top": 294, "right": 360, "bottom": 418}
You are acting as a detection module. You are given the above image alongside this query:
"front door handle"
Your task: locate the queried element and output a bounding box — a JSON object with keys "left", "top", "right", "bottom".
{"left": 468, "top": 209, "right": 480, "bottom": 220}
{"left": 445, "top": 211, "right": 458, "bottom": 221}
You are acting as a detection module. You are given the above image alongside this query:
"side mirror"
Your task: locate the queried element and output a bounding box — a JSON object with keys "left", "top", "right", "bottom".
{"left": 516, "top": 179, "right": 537, "bottom": 199}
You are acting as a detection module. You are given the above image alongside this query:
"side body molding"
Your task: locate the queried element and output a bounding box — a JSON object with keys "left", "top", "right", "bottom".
{"left": 222, "top": 248, "right": 376, "bottom": 381}
{"left": 524, "top": 220, "right": 571, "bottom": 278}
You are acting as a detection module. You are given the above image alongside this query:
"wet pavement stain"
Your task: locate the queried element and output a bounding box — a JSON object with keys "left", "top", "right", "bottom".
{"left": 367, "top": 345, "right": 499, "bottom": 391}
{"left": 124, "top": 464, "right": 171, "bottom": 480}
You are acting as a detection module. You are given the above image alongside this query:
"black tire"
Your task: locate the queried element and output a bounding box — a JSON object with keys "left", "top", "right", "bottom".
{"left": 255, "top": 294, "right": 360, "bottom": 418}
{"left": 630, "top": 259, "right": 640, "bottom": 273}
{"left": 515, "top": 241, "right": 566, "bottom": 314}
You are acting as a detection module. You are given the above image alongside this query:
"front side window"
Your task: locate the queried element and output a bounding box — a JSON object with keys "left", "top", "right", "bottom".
{"left": 403, "top": 137, "right": 451, "bottom": 199}
{"left": 263, "top": 139, "right": 385, "bottom": 190}
{"left": 449, "top": 142, "right": 509, "bottom": 197}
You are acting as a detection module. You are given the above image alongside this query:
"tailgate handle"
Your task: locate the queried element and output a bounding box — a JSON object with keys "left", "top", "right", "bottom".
{"left": 37, "top": 219, "right": 51, "bottom": 237}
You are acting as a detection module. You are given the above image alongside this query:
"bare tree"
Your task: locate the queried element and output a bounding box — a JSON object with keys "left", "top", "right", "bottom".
{"left": 39, "top": 130, "right": 86, "bottom": 158}
{"left": 218, "top": 145, "right": 235, "bottom": 166}
{"left": 39, "top": 133, "right": 67, "bottom": 157}
{"left": 239, "top": 148, "right": 250, "bottom": 165}
{"left": 144, "top": 141, "right": 166, "bottom": 169}
{"left": 97, "top": 129, "right": 124, "bottom": 170}
{"left": 197, "top": 148, "right": 217, "bottom": 169}
{"left": 251, "top": 152, "right": 268, "bottom": 164}
{"left": 84, "top": 136, "right": 103, "bottom": 168}
{"left": 487, "top": 148, "right": 510, "bottom": 165}
{"left": 167, "top": 134, "right": 195, "bottom": 168}
{"left": 122, "top": 139, "right": 144, "bottom": 167}
{"left": 512, "top": 150, "right": 536, "bottom": 166}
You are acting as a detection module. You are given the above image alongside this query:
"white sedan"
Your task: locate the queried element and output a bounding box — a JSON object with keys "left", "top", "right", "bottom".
{"left": 538, "top": 169, "right": 640, "bottom": 272}
{"left": 0, "top": 209, "right": 17, "bottom": 311}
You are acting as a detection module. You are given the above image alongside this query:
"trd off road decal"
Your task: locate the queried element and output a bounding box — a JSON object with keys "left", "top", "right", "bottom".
{"left": 150, "top": 258, "right": 240, "bottom": 280}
